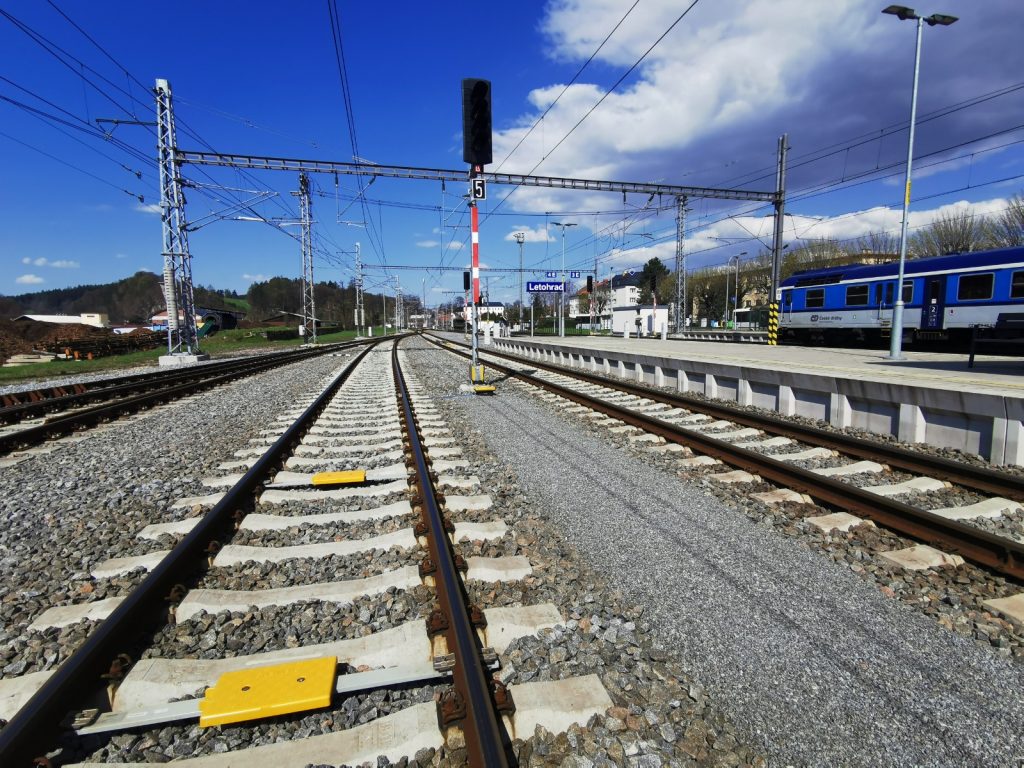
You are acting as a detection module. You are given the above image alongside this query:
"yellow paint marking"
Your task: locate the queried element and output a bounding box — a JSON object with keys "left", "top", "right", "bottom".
{"left": 199, "top": 656, "right": 337, "bottom": 727}
{"left": 312, "top": 470, "right": 367, "bottom": 486}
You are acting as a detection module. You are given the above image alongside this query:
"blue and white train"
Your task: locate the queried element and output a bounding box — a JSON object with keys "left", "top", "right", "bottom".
{"left": 778, "top": 245, "right": 1024, "bottom": 345}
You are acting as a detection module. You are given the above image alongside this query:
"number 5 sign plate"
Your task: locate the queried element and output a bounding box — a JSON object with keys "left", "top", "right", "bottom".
{"left": 471, "top": 178, "right": 487, "bottom": 200}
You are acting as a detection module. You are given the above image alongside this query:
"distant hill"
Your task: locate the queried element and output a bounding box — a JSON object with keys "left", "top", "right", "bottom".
{"left": 1, "top": 272, "right": 248, "bottom": 324}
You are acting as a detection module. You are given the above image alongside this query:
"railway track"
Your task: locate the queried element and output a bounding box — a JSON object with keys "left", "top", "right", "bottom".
{"left": 423, "top": 335, "right": 1024, "bottom": 589}
{"left": 0, "top": 337, "right": 618, "bottom": 767}
{"left": 0, "top": 343, "right": 364, "bottom": 458}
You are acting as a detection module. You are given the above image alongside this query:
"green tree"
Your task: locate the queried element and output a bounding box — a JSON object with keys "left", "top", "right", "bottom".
{"left": 638, "top": 258, "right": 670, "bottom": 304}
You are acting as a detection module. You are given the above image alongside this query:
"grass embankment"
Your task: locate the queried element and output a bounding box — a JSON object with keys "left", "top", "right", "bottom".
{"left": 0, "top": 326, "right": 395, "bottom": 385}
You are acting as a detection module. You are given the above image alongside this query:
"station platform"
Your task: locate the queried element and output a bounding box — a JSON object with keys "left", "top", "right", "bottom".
{"left": 477, "top": 333, "right": 1024, "bottom": 466}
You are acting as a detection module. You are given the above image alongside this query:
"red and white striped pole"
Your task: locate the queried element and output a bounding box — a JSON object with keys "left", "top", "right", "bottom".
{"left": 469, "top": 166, "right": 481, "bottom": 372}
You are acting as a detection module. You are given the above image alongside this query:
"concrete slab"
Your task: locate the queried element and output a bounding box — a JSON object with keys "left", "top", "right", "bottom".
{"left": 483, "top": 603, "right": 563, "bottom": 654}
{"left": 213, "top": 529, "right": 417, "bottom": 566}
{"left": 240, "top": 500, "right": 413, "bottom": 531}
{"left": 773, "top": 447, "right": 836, "bottom": 462}
{"left": 217, "top": 460, "right": 251, "bottom": 471}
{"left": 92, "top": 550, "right": 168, "bottom": 579}
{"left": 28, "top": 597, "right": 125, "bottom": 631}
{"left": 294, "top": 440, "right": 402, "bottom": 456}
{"left": 436, "top": 475, "right": 480, "bottom": 490}
{"left": 285, "top": 451, "right": 405, "bottom": 469}
{"left": 677, "top": 455, "right": 721, "bottom": 468}
{"left": 709, "top": 470, "right": 759, "bottom": 484}
{"left": 201, "top": 473, "right": 243, "bottom": 489}
{"left": 628, "top": 433, "right": 664, "bottom": 444}
{"left": 507, "top": 675, "right": 613, "bottom": 744}
{"left": 259, "top": 478, "right": 408, "bottom": 504}
{"left": 878, "top": 544, "right": 965, "bottom": 571}
{"left": 811, "top": 461, "right": 886, "bottom": 477}
{"left": 983, "top": 593, "right": 1024, "bottom": 627}
{"left": 267, "top": 463, "right": 406, "bottom": 488}
{"left": 0, "top": 669, "right": 54, "bottom": 721}
{"left": 806, "top": 512, "right": 875, "bottom": 533}
{"left": 735, "top": 436, "right": 794, "bottom": 449}
{"left": 444, "top": 494, "right": 493, "bottom": 512}
{"left": 176, "top": 566, "right": 422, "bottom": 622}
{"left": 465, "top": 556, "right": 533, "bottom": 582}
{"left": 929, "top": 497, "right": 1024, "bottom": 520}
{"left": 431, "top": 458, "right": 470, "bottom": 472}
{"left": 452, "top": 520, "right": 508, "bottom": 542}
{"left": 138, "top": 518, "right": 200, "bottom": 540}
{"left": 427, "top": 446, "right": 464, "bottom": 458}
{"left": 683, "top": 420, "right": 733, "bottom": 432}
{"left": 111, "top": 621, "right": 430, "bottom": 712}
{"left": 608, "top": 425, "right": 641, "bottom": 434}
{"left": 650, "top": 443, "right": 692, "bottom": 454}
{"left": 752, "top": 488, "right": 814, "bottom": 505}
{"left": 862, "top": 477, "right": 949, "bottom": 497}
{"left": 302, "top": 431, "right": 402, "bottom": 445}
{"left": 712, "top": 428, "right": 762, "bottom": 441}
{"left": 172, "top": 492, "right": 225, "bottom": 510}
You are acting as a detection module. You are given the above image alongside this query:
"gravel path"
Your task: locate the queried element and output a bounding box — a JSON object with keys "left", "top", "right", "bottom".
{"left": 439, "top": 354, "right": 1024, "bottom": 766}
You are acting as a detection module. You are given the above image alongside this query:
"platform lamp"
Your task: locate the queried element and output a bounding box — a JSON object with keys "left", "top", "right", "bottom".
{"left": 551, "top": 221, "right": 577, "bottom": 337}
{"left": 882, "top": 5, "right": 958, "bottom": 360}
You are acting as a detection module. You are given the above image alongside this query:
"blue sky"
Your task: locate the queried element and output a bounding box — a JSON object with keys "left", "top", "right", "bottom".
{"left": 3, "top": 0, "right": 1023, "bottom": 307}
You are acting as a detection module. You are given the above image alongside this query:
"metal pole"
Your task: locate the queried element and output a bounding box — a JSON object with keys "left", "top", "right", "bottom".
{"left": 470, "top": 195, "right": 480, "bottom": 368}
{"left": 889, "top": 17, "right": 924, "bottom": 360}
{"left": 514, "top": 232, "right": 525, "bottom": 330}
{"left": 560, "top": 228, "right": 566, "bottom": 337}
{"left": 724, "top": 265, "right": 730, "bottom": 327}
{"left": 769, "top": 134, "right": 788, "bottom": 346}
{"left": 675, "top": 196, "right": 686, "bottom": 333}
{"left": 734, "top": 255, "right": 741, "bottom": 322}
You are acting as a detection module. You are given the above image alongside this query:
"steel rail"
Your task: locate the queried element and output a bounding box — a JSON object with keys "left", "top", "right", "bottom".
{"left": 0, "top": 342, "right": 363, "bottom": 455}
{"left": 426, "top": 334, "right": 1024, "bottom": 581}
{"left": 391, "top": 343, "right": 510, "bottom": 767}
{"left": 0, "top": 351, "right": 314, "bottom": 426}
{"left": 453, "top": 335, "right": 1024, "bottom": 502}
{"left": 0, "top": 340, "right": 380, "bottom": 767}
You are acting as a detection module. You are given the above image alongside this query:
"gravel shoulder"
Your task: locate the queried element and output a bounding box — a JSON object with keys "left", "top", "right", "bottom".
{"left": 443, "top": 361, "right": 1024, "bottom": 767}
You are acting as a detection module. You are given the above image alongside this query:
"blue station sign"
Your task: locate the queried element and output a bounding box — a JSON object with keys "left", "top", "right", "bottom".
{"left": 527, "top": 281, "right": 566, "bottom": 293}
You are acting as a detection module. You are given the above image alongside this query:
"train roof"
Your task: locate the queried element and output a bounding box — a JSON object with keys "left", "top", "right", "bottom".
{"left": 779, "top": 245, "right": 1024, "bottom": 287}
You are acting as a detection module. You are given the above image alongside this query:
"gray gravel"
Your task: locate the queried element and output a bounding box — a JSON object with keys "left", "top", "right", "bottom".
{"left": 430, "top": 344, "right": 1024, "bottom": 766}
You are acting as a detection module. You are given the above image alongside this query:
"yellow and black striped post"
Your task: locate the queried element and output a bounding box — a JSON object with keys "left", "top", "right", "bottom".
{"left": 767, "top": 303, "right": 779, "bottom": 345}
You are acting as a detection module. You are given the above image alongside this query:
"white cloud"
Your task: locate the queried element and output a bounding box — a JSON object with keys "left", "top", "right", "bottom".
{"left": 20, "top": 257, "right": 79, "bottom": 268}
{"left": 16, "top": 274, "right": 44, "bottom": 285}
{"left": 503, "top": 226, "right": 555, "bottom": 243}
{"left": 242, "top": 273, "right": 268, "bottom": 282}
{"left": 115, "top": 253, "right": 129, "bottom": 259}
{"left": 416, "top": 240, "right": 440, "bottom": 248}
{"left": 135, "top": 203, "right": 161, "bottom": 215}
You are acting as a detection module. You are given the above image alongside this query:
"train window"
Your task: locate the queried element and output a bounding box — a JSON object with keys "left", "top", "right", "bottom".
{"left": 781, "top": 289, "right": 792, "bottom": 306}
{"left": 957, "top": 273, "right": 993, "bottom": 301}
{"left": 1012, "top": 271, "right": 1024, "bottom": 299}
{"left": 805, "top": 288, "right": 824, "bottom": 308}
{"left": 902, "top": 280, "right": 913, "bottom": 304}
{"left": 846, "top": 285, "right": 869, "bottom": 306}
{"left": 884, "top": 283, "right": 894, "bottom": 305}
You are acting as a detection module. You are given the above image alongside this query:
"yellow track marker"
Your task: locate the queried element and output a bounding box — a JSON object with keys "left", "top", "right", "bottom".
{"left": 199, "top": 656, "right": 337, "bottom": 727}
{"left": 311, "top": 470, "right": 366, "bottom": 486}
{"left": 473, "top": 385, "right": 496, "bottom": 395}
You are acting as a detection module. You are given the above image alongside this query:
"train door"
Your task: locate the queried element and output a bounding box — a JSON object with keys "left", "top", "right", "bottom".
{"left": 921, "top": 275, "right": 946, "bottom": 330}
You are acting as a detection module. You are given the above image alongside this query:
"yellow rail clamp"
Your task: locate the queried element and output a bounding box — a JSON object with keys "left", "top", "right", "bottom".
{"left": 470, "top": 364, "right": 486, "bottom": 383}
{"left": 311, "top": 469, "right": 366, "bottom": 486}
{"left": 199, "top": 656, "right": 337, "bottom": 728}
{"left": 473, "top": 385, "right": 496, "bottom": 395}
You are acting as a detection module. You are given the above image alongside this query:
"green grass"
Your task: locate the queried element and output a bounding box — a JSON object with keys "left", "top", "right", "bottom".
{"left": 0, "top": 326, "right": 390, "bottom": 384}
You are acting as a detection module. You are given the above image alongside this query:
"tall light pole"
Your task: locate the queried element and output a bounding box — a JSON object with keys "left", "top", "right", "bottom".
{"left": 551, "top": 221, "right": 577, "bottom": 337}
{"left": 514, "top": 232, "right": 525, "bottom": 330}
{"left": 883, "top": 5, "right": 958, "bottom": 359}
{"left": 729, "top": 252, "right": 747, "bottom": 324}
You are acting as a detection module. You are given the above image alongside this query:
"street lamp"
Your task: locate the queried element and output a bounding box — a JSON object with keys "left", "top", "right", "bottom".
{"left": 551, "top": 221, "right": 577, "bottom": 337}
{"left": 882, "top": 5, "right": 958, "bottom": 359}
{"left": 514, "top": 232, "right": 525, "bottom": 330}
{"left": 728, "top": 251, "right": 747, "bottom": 325}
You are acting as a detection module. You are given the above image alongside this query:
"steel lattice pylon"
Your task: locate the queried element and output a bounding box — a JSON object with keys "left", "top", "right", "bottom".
{"left": 155, "top": 79, "right": 198, "bottom": 353}
{"left": 298, "top": 173, "right": 316, "bottom": 344}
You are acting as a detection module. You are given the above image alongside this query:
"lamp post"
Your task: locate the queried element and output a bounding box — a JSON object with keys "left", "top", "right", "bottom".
{"left": 883, "top": 5, "right": 958, "bottom": 359}
{"left": 551, "top": 221, "right": 577, "bottom": 337}
{"left": 728, "top": 251, "right": 747, "bottom": 325}
{"left": 514, "top": 232, "right": 525, "bottom": 330}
